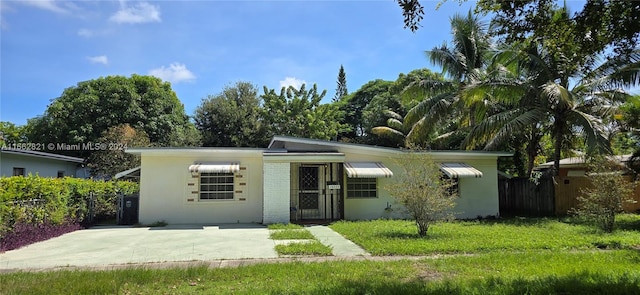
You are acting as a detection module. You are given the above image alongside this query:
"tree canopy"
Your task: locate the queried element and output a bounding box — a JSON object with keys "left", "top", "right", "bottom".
{"left": 26, "top": 75, "right": 200, "bottom": 157}
{"left": 0, "top": 122, "right": 27, "bottom": 146}
{"left": 261, "top": 84, "right": 348, "bottom": 140}
{"left": 87, "top": 124, "right": 151, "bottom": 178}
{"left": 194, "top": 82, "right": 268, "bottom": 147}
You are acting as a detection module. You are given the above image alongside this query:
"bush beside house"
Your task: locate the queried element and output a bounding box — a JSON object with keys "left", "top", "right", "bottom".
{"left": 0, "top": 175, "right": 138, "bottom": 251}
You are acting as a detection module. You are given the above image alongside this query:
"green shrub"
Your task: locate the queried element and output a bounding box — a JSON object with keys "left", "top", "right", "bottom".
{"left": 0, "top": 175, "right": 139, "bottom": 236}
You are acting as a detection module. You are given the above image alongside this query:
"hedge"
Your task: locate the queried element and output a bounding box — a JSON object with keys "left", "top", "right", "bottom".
{"left": 0, "top": 175, "right": 138, "bottom": 238}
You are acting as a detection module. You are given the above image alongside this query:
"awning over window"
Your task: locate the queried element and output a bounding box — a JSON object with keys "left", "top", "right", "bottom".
{"left": 344, "top": 162, "right": 393, "bottom": 178}
{"left": 440, "top": 163, "right": 483, "bottom": 178}
{"left": 189, "top": 163, "right": 240, "bottom": 173}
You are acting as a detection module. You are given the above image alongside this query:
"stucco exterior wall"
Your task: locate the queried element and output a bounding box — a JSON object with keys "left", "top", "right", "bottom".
{"left": 138, "top": 151, "right": 264, "bottom": 225}
{"left": 0, "top": 153, "right": 82, "bottom": 178}
{"left": 340, "top": 150, "right": 500, "bottom": 221}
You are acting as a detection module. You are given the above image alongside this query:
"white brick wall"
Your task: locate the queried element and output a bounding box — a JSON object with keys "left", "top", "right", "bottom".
{"left": 262, "top": 162, "right": 291, "bottom": 224}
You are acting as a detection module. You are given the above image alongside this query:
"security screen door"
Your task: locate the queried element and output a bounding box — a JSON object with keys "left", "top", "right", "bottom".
{"left": 298, "top": 166, "right": 321, "bottom": 219}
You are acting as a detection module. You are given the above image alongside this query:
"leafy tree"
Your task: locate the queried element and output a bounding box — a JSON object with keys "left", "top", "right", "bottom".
{"left": 261, "top": 84, "right": 348, "bottom": 140}
{"left": 337, "top": 79, "right": 394, "bottom": 141}
{"left": 333, "top": 65, "right": 348, "bottom": 102}
{"left": 87, "top": 124, "right": 151, "bottom": 178}
{"left": 386, "top": 152, "right": 457, "bottom": 237}
{"left": 0, "top": 122, "right": 27, "bottom": 145}
{"left": 396, "top": 0, "right": 425, "bottom": 32}
{"left": 572, "top": 156, "right": 636, "bottom": 233}
{"left": 362, "top": 94, "right": 406, "bottom": 147}
{"left": 397, "top": 0, "right": 639, "bottom": 59}
{"left": 26, "top": 75, "right": 200, "bottom": 157}
{"left": 476, "top": 0, "right": 640, "bottom": 68}
{"left": 339, "top": 69, "right": 441, "bottom": 145}
{"left": 194, "top": 82, "right": 268, "bottom": 147}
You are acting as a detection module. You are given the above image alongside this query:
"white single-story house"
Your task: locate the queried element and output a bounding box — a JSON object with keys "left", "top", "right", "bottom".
{"left": 127, "top": 136, "right": 511, "bottom": 224}
{"left": 0, "top": 148, "right": 87, "bottom": 178}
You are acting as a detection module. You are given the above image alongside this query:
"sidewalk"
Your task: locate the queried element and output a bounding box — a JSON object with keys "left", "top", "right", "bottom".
{"left": 305, "top": 225, "right": 369, "bottom": 257}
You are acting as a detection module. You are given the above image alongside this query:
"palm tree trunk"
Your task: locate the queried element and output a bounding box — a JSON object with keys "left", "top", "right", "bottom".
{"left": 553, "top": 116, "right": 565, "bottom": 176}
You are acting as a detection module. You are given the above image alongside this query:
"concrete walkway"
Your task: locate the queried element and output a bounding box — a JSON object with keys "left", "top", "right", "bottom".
{"left": 306, "top": 225, "right": 369, "bottom": 257}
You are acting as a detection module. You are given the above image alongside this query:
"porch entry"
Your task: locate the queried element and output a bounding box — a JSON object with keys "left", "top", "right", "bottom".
{"left": 291, "top": 163, "right": 343, "bottom": 221}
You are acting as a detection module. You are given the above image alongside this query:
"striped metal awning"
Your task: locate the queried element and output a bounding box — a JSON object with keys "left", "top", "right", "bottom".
{"left": 440, "top": 163, "right": 483, "bottom": 178}
{"left": 188, "top": 163, "right": 240, "bottom": 173}
{"left": 344, "top": 162, "right": 393, "bottom": 178}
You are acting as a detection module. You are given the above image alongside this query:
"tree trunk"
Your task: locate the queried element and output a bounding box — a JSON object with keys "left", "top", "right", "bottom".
{"left": 416, "top": 219, "right": 429, "bottom": 237}
{"left": 553, "top": 116, "right": 565, "bottom": 176}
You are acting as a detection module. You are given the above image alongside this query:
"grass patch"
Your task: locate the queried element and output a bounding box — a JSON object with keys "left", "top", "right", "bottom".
{"left": 267, "top": 223, "right": 303, "bottom": 230}
{"left": 2, "top": 251, "right": 639, "bottom": 294}
{"left": 329, "top": 214, "right": 640, "bottom": 255}
{"left": 274, "top": 240, "right": 333, "bottom": 256}
{"left": 270, "top": 229, "right": 315, "bottom": 240}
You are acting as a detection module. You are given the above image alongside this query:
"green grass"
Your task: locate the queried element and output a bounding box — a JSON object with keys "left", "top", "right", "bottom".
{"left": 2, "top": 251, "right": 639, "bottom": 294}
{"left": 267, "top": 223, "right": 304, "bottom": 230}
{"left": 267, "top": 224, "right": 332, "bottom": 255}
{"left": 274, "top": 240, "right": 333, "bottom": 256}
{"left": 329, "top": 214, "right": 640, "bottom": 255}
{"left": 270, "top": 229, "right": 316, "bottom": 240}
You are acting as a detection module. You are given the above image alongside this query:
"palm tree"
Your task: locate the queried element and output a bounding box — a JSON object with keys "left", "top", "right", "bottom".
{"left": 401, "top": 10, "right": 492, "bottom": 145}
{"left": 464, "top": 46, "right": 638, "bottom": 175}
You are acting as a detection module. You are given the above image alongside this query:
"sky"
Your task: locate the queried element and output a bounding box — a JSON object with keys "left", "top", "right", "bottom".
{"left": 0, "top": 0, "right": 488, "bottom": 125}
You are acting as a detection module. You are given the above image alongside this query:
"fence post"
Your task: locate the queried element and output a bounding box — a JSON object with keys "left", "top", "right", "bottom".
{"left": 87, "top": 192, "right": 95, "bottom": 224}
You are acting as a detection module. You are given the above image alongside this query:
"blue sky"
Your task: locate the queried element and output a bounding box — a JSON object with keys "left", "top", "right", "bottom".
{"left": 1, "top": 0, "right": 485, "bottom": 125}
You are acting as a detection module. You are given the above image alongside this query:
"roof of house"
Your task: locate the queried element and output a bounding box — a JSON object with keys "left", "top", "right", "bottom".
{"left": 126, "top": 136, "right": 513, "bottom": 158}
{"left": 537, "top": 154, "right": 632, "bottom": 168}
{"left": 268, "top": 135, "right": 513, "bottom": 157}
{"left": 0, "top": 148, "right": 84, "bottom": 164}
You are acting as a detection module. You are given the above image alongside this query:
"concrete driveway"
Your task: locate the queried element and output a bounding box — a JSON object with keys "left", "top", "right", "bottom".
{"left": 0, "top": 224, "right": 278, "bottom": 271}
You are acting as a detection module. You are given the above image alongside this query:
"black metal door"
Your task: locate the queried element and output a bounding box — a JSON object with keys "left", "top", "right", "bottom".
{"left": 299, "top": 166, "right": 320, "bottom": 219}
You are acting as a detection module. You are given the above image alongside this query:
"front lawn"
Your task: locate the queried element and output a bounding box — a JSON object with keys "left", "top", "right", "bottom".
{"left": 2, "top": 250, "right": 639, "bottom": 294}
{"left": 329, "top": 214, "right": 640, "bottom": 255}
{"left": 267, "top": 223, "right": 333, "bottom": 256}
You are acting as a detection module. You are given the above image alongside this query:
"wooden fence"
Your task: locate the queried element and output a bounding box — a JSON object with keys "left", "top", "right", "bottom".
{"left": 555, "top": 176, "right": 640, "bottom": 215}
{"left": 500, "top": 174, "right": 640, "bottom": 217}
{"left": 498, "top": 175, "right": 555, "bottom": 216}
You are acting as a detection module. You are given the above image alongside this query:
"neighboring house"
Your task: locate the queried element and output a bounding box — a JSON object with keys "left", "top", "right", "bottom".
{"left": 536, "top": 155, "right": 632, "bottom": 177}
{"left": 0, "top": 148, "right": 87, "bottom": 178}
{"left": 536, "top": 155, "right": 640, "bottom": 214}
{"left": 127, "top": 136, "right": 511, "bottom": 225}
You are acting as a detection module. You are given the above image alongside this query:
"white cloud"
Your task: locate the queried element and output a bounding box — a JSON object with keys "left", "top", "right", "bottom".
{"left": 0, "top": 2, "right": 10, "bottom": 30}
{"left": 87, "top": 55, "right": 108, "bottom": 65}
{"left": 109, "top": 2, "right": 160, "bottom": 24}
{"left": 279, "top": 77, "right": 306, "bottom": 90}
{"left": 148, "top": 63, "right": 196, "bottom": 83}
{"left": 20, "top": 0, "right": 68, "bottom": 14}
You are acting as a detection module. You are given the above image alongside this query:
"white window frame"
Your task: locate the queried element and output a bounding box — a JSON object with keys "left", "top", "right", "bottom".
{"left": 346, "top": 177, "right": 377, "bottom": 198}
{"left": 199, "top": 172, "right": 234, "bottom": 200}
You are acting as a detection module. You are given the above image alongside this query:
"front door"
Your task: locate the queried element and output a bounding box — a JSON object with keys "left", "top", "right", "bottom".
{"left": 298, "top": 166, "right": 323, "bottom": 219}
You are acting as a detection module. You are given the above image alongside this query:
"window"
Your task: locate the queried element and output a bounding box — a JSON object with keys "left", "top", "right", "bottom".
{"left": 346, "top": 178, "right": 377, "bottom": 198}
{"left": 199, "top": 172, "right": 234, "bottom": 200}
{"left": 441, "top": 174, "right": 459, "bottom": 196}
{"left": 13, "top": 167, "right": 25, "bottom": 176}
{"left": 57, "top": 171, "right": 65, "bottom": 178}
